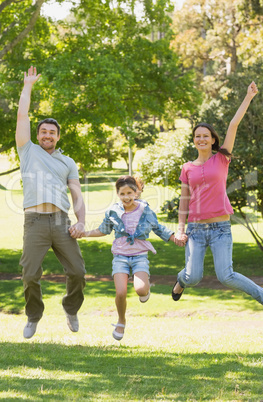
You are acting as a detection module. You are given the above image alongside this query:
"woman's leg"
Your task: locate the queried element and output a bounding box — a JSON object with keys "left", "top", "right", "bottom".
{"left": 211, "top": 223, "right": 263, "bottom": 305}
{"left": 177, "top": 228, "right": 207, "bottom": 288}
{"left": 113, "top": 273, "right": 129, "bottom": 334}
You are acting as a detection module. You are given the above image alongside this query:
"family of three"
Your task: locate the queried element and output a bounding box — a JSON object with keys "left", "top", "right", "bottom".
{"left": 16, "top": 66, "right": 263, "bottom": 341}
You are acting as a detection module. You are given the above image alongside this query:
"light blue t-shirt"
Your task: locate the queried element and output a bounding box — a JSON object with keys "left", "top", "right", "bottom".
{"left": 17, "top": 140, "right": 79, "bottom": 213}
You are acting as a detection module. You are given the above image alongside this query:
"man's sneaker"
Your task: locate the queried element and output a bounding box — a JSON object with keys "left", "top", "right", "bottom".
{"left": 23, "top": 320, "right": 38, "bottom": 339}
{"left": 64, "top": 309, "right": 79, "bottom": 332}
{"left": 139, "top": 290, "right": 150, "bottom": 303}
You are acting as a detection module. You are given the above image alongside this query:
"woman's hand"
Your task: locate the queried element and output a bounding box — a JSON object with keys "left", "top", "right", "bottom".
{"left": 172, "top": 231, "right": 188, "bottom": 247}
{"left": 247, "top": 81, "right": 258, "bottom": 99}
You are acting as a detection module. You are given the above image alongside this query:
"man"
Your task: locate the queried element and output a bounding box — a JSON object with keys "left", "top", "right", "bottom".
{"left": 16, "top": 66, "right": 86, "bottom": 339}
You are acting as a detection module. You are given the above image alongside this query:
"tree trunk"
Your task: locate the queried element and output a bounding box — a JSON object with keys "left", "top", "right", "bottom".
{"left": 0, "top": 0, "right": 46, "bottom": 59}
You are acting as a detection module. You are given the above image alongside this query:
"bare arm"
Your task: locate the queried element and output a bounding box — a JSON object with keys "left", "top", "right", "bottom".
{"left": 68, "top": 179, "right": 86, "bottom": 238}
{"left": 16, "top": 66, "right": 41, "bottom": 148}
{"left": 83, "top": 229, "right": 106, "bottom": 237}
{"left": 222, "top": 82, "right": 258, "bottom": 154}
{"left": 174, "top": 183, "right": 190, "bottom": 247}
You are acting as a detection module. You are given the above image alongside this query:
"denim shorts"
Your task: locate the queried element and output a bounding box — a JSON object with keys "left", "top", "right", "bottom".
{"left": 112, "top": 254, "right": 150, "bottom": 276}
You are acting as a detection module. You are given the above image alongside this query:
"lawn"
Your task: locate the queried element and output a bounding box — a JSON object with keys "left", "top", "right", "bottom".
{"left": 1, "top": 281, "right": 263, "bottom": 401}
{"left": 1, "top": 169, "right": 263, "bottom": 401}
{"left": 0, "top": 174, "right": 263, "bottom": 277}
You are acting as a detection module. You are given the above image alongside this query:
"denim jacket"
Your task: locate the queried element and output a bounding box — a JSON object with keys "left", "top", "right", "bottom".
{"left": 99, "top": 201, "right": 173, "bottom": 245}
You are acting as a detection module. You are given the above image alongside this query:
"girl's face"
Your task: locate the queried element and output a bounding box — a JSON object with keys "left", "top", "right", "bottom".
{"left": 117, "top": 185, "right": 137, "bottom": 210}
{"left": 193, "top": 126, "right": 215, "bottom": 152}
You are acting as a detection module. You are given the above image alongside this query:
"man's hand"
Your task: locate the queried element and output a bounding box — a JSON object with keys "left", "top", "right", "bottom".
{"left": 24, "top": 66, "right": 41, "bottom": 87}
{"left": 16, "top": 66, "right": 42, "bottom": 147}
{"left": 69, "top": 222, "right": 85, "bottom": 239}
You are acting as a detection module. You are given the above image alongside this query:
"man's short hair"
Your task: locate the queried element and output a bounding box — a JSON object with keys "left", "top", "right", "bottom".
{"left": 37, "top": 118, "right": 61, "bottom": 136}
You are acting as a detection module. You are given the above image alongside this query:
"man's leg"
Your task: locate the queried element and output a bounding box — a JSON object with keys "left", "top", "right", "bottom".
{"left": 51, "top": 213, "right": 86, "bottom": 316}
{"left": 20, "top": 213, "right": 51, "bottom": 322}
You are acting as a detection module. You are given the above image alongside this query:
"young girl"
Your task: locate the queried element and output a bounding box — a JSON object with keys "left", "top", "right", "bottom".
{"left": 172, "top": 82, "right": 263, "bottom": 305}
{"left": 78, "top": 175, "right": 175, "bottom": 340}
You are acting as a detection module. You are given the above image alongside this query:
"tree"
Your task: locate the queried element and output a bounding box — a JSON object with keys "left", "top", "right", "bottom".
{"left": 38, "top": 0, "right": 198, "bottom": 171}
{"left": 195, "top": 68, "right": 263, "bottom": 250}
{"left": 171, "top": 0, "right": 263, "bottom": 97}
{"left": 139, "top": 126, "right": 189, "bottom": 187}
{"left": 0, "top": 0, "right": 60, "bottom": 161}
{"left": 0, "top": 0, "right": 198, "bottom": 175}
{"left": 0, "top": 0, "right": 45, "bottom": 60}
{"left": 146, "top": 67, "right": 263, "bottom": 251}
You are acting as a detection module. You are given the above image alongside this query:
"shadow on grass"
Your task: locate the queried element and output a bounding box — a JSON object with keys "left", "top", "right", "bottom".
{"left": 0, "top": 343, "right": 262, "bottom": 400}
{"left": 1, "top": 280, "right": 263, "bottom": 315}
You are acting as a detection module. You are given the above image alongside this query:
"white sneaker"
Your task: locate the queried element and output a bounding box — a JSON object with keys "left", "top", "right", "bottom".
{"left": 139, "top": 290, "right": 151, "bottom": 303}
{"left": 23, "top": 320, "right": 38, "bottom": 339}
{"left": 64, "top": 309, "right": 79, "bottom": 332}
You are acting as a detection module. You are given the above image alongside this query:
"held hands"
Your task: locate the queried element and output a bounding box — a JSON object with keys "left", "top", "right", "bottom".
{"left": 69, "top": 222, "right": 85, "bottom": 239}
{"left": 170, "top": 231, "right": 188, "bottom": 247}
{"left": 247, "top": 81, "right": 258, "bottom": 99}
{"left": 24, "top": 66, "right": 41, "bottom": 87}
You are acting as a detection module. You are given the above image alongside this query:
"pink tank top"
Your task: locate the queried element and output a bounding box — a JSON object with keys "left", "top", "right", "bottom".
{"left": 180, "top": 152, "right": 233, "bottom": 222}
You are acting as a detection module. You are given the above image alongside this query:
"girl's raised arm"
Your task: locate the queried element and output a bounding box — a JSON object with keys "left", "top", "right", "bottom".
{"left": 222, "top": 81, "right": 258, "bottom": 154}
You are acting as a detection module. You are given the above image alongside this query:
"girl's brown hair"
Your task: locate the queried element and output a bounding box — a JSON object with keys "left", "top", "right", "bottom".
{"left": 115, "top": 175, "right": 138, "bottom": 193}
{"left": 193, "top": 123, "right": 232, "bottom": 157}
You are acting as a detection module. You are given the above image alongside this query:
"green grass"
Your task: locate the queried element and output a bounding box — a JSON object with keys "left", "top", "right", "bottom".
{"left": 1, "top": 238, "right": 263, "bottom": 277}
{"left": 1, "top": 281, "right": 263, "bottom": 400}
{"left": 1, "top": 168, "right": 263, "bottom": 400}
{"left": 1, "top": 179, "right": 263, "bottom": 276}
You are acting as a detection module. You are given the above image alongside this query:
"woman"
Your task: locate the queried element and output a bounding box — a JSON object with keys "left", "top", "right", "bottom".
{"left": 172, "top": 82, "right": 263, "bottom": 305}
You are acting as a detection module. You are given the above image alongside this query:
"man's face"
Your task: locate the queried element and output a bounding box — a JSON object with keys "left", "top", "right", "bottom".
{"left": 37, "top": 123, "right": 60, "bottom": 154}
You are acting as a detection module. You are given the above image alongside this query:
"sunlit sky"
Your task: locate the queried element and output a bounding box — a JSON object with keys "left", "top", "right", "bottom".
{"left": 42, "top": 0, "right": 184, "bottom": 20}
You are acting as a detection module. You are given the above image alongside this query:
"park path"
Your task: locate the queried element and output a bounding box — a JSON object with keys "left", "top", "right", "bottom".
{"left": 1, "top": 273, "right": 263, "bottom": 289}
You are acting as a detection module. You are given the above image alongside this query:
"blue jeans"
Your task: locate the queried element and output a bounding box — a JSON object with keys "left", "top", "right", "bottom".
{"left": 177, "top": 221, "right": 263, "bottom": 305}
{"left": 112, "top": 254, "right": 150, "bottom": 276}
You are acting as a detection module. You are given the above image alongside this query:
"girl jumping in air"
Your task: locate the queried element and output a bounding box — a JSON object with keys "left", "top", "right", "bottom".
{"left": 73, "top": 175, "right": 176, "bottom": 340}
{"left": 172, "top": 82, "right": 263, "bottom": 305}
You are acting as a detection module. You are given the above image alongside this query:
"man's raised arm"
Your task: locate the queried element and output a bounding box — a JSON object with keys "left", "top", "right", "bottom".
{"left": 16, "top": 66, "right": 41, "bottom": 148}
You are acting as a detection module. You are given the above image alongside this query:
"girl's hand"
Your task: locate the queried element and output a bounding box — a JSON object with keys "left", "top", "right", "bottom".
{"left": 247, "top": 81, "right": 258, "bottom": 99}
{"left": 174, "top": 231, "right": 188, "bottom": 247}
{"left": 69, "top": 223, "right": 85, "bottom": 238}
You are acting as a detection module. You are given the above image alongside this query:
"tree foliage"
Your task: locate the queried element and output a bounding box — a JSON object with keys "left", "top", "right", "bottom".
{"left": 150, "top": 66, "right": 263, "bottom": 251}
{"left": 0, "top": 0, "right": 198, "bottom": 174}
{"left": 0, "top": 0, "right": 58, "bottom": 155}
{"left": 195, "top": 68, "right": 263, "bottom": 250}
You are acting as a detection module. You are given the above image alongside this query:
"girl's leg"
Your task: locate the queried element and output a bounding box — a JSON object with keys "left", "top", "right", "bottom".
{"left": 211, "top": 224, "right": 263, "bottom": 305}
{"left": 134, "top": 271, "right": 150, "bottom": 297}
{"left": 113, "top": 273, "right": 129, "bottom": 334}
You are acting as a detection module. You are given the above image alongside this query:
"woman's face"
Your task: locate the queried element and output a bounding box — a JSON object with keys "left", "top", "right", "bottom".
{"left": 193, "top": 126, "right": 215, "bottom": 152}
